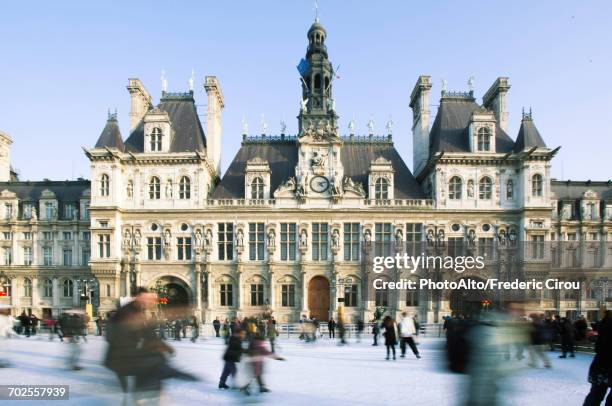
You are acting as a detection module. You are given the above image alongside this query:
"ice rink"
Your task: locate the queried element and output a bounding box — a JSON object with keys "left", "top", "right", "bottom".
{"left": 0, "top": 334, "right": 594, "bottom": 405}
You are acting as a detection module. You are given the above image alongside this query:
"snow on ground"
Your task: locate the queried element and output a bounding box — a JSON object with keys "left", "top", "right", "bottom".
{"left": 0, "top": 334, "right": 593, "bottom": 406}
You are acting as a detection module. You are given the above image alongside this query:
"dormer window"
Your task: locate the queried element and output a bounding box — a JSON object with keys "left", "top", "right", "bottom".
{"left": 532, "top": 174, "right": 543, "bottom": 197}
{"left": 179, "top": 176, "right": 191, "bottom": 199}
{"left": 477, "top": 127, "right": 491, "bottom": 151}
{"left": 100, "top": 174, "right": 110, "bottom": 196}
{"left": 375, "top": 178, "right": 389, "bottom": 200}
{"left": 149, "top": 176, "right": 161, "bottom": 199}
{"left": 449, "top": 176, "right": 462, "bottom": 200}
{"left": 479, "top": 176, "right": 492, "bottom": 200}
{"left": 150, "top": 127, "right": 162, "bottom": 152}
{"left": 251, "top": 177, "right": 264, "bottom": 199}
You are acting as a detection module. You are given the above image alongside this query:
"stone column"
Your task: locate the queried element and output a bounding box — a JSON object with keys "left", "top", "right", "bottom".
{"left": 195, "top": 266, "right": 202, "bottom": 313}
{"left": 11, "top": 277, "right": 19, "bottom": 309}
{"left": 205, "top": 263, "right": 212, "bottom": 310}
{"left": 268, "top": 262, "right": 275, "bottom": 310}
{"left": 52, "top": 278, "right": 59, "bottom": 309}
{"left": 72, "top": 280, "right": 79, "bottom": 307}
{"left": 236, "top": 263, "right": 243, "bottom": 311}
{"left": 32, "top": 277, "right": 40, "bottom": 311}
{"left": 301, "top": 263, "right": 308, "bottom": 313}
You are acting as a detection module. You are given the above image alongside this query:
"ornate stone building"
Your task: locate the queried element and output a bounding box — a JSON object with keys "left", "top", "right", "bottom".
{"left": 1, "top": 20, "right": 611, "bottom": 323}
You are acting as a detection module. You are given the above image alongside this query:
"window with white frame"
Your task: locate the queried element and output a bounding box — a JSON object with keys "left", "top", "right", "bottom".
{"left": 150, "top": 127, "right": 162, "bottom": 152}
{"left": 147, "top": 237, "right": 162, "bottom": 260}
{"left": 250, "top": 177, "right": 264, "bottom": 199}
{"left": 249, "top": 223, "right": 265, "bottom": 260}
{"left": 343, "top": 223, "right": 360, "bottom": 261}
{"left": 479, "top": 177, "right": 492, "bottom": 200}
{"left": 220, "top": 283, "right": 233, "bottom": 306}
{"left": 98, "top": 234, "right": 111, "bottom": 258}
{"left": 374, "top": 178, "right": 389, "bottom": 200}
{"left": 531, "top": 235, "right": 545, "bottom": 259}
{"left": 43, "top": 279, "right": 53, "bottom": 297}
{"left": 217, "top": 223, "right": 234, "bottom": 261}
{"left": 64, "top": 203, "right": 75, "bottom": 220}
{"left": 81, "top": 248, "right": 90, "bottom": 266}
{"left": 63, "top": 249, "right": 72, "bottom": 266}
{"left": 449, "top": 176, "right": 462, "bottom": 200}
{"left": 375, "top": 223, "right": 392, "bottom": 257}
{"left": 179, "top": 176, "right": 191, "bottom": 199}
{"left": 23, "top": 247, "right": 32, "bottom": 265}
{"left": 177, "top": 237, "right": 192, "bottom": 260}
{"left": 23, "top": 232, "right": 32, "bottom": 240}
{"left": 43, "top": 247, "right": 53, "bottom": 266}
{"left": 23, "top": 203, "right": 34, "bottom": 219}
{"left": 2, "top": 248, "right": 10, "bottom": 265}
{"left": 477, "top": 127, "right": 491, "bottom": 151}
{"left": 250, "top": 283, "right": 264, "bottom": 306}
{"left": 100, "top": 174, "right": 110, "bottom": 196}
{"left": 532, "top": 174, "right": 543, "bottom": 197}
{"left": 63, "top": 232, "right": 72, "bottom": 240}
{"left": 149, "top": 177, "right": 161, "bottom": 199}
{"left": 45, "top": 202, "right": 54, "bottom": 219}
{"left": 23, "top": 278, "right": 32, "bottom": 297}
{"left": 344, "top": 284, "right": 358, "bottom": 307}
{"left": 62, "top": 279, "right": 74, "bottom": 297}
{"left": 280, "top": 223, "right": 297, "bottom": 261}
{"left": 312, "top": 223, "right": 329, "bottom": 261}
{"left": 5, "top": 203, "right": 13, "bottom": 219}
{"left": 281, "top": 284, "right": 295, "bottom": 307}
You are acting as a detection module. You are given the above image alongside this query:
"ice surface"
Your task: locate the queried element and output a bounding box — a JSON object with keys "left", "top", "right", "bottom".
{"left": 0, "top": 334, "right": 593, "bottom": 405}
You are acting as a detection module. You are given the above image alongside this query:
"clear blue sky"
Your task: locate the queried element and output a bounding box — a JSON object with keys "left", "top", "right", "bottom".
{"left": 1, "top": 1, "right": 610, "bottom": 181}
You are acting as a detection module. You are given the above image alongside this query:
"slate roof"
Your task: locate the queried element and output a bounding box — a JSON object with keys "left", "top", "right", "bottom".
{"left": 95, "top": 115, "right": 124, "bottom": 150}
{"left": 211, "top": 138, "right": 426, "bottom": 199}
{"left": 514, "top": 117, "right": 547, "bottom": 152}
{"left": 0, "top": 180, "right": 91, "bottom": 202}
{"left": 429, "top": 96, "right": 515, "bottom": 154}
{"left": 121, "top": 92, "right": 207, "bottom": 153}
{"left": 551, "top": 180, "right": 612, "bottom": 201}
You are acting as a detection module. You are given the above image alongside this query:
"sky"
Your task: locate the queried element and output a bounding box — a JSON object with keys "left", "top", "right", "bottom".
{"left": 1, "top": 1, "right": 611, "bottom": 182}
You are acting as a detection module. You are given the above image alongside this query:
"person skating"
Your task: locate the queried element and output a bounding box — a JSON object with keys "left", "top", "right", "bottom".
{"left": 583, "top": 310, "right": 612, "bottom": 405}
{"left": 0, "top": 304, "right": 19, "bottom": 367}
{"left": 241, "top": 333, "right": 285, "bottom": 395}
{"left": 575, "top": 315, "right": 588, "bottom": 342}
{"left": 18, "top": 311, "right": 31, "bottom": 337}
{"left": 527, "top": 313, "right": 551, "bottom": 368}
{"left": 328, "top": 318, "right": 336, "bottom": 339}
{"left": 267, "top": 318, "right": 278, "bottom": 353}
{"left": 218, "top": 328, "right": 246, "bottom": 389}
{"left": 559, "top": 317, "right": 576, "bottom": 358}
{"left": 371, "top": 319, "right": 380, "bottom": 346}
{"left": 190, "top": 316, "right": 199, "bottom": 343}
{"left": 398, "top": 312, "right": 421, "bottom": 359}
{"left": 222, "top": 319, "right": 230, "bottom": 344}
{"left": 356, "top": 319, "right": 364, "bottom": 343}
{"left": 381, "top": 316, "right": 398, "bottom": 360}
{"left": 213, "top": 317, "right": 221, "bottom": 337}
{"left": 96, "top": 315, "right": 104, "bottom": 336}
{"left": 59, "top": 310, "right": 86, "bottom": 370}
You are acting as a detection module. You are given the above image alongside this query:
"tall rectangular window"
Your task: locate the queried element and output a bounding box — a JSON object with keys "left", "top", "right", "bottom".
{"left": 281, "top": 284, "right": 295, "bottom": 307}
{"left": 43, "top": 232, "right": 52, "bottom": 241}
{"left": 98, "top": 234, "right": 111, "bottom": 258}
{"left": 280, "top": 223, "right": 297, "bottom": 261}
{"left": 220, "top": 284, "right": 233, "bottom": 306}
{"left": 23, "top": 232, "right": 32, "bottom": 240}
{"left": 375, "top": 289, "right": 389, "bottom": 307}
{"left": 478, "top": 237, "right": 495, "bottom": 259}
{"left": 312, "top": 223, "right": 328, "bottom": 261}
{"left": 177, "top": 237, "right": 192, "bottom": 260}
{"left": 218, "top": 223, "right": 234, "bottom": 261}
{"left": 344, "top": 284, "right": 358, "bottom": 307}
{"left": 147, "top": 237, "right": 162, "bottom": 260}
{"left": 531, "top": 235, "right": 545, "bottom": 259}
{"left": 23, "top": 247, "right": 33, "bottom": 265}
{"left": 406, "top": 223, "right": 423, "bottom": 256}
{"left": 250, "top": 284, "right": 264, "bottom": 306}
{"left": 3, "top": 248, "right": 11, "bottom": 265}
{"left": 343, "top": 223, "right": 360, "bottom": 261}
{"left": 64, "top": 204, "right": 75, "bottom": 220}
{"left": 23, "top": 203, "right": 34, "bottom": 219}
{"left": 63, "top": 249, "right": 72, "bottom": 266}
{"left": 249, "top": 223, "right": 265, "bottom": 261}
{"left": 43, "top": 247, "right": 53, "bottom": 266}
{"left": 63, "top": 232, "right": 72, "bottom": 240}
{"left": 375, "top": 223, "right": 392, "bottom": 257}
{"left": 5, "top": 203, "right": 12, "bottom": 219}
{"left": 81, "top": 248, "right": 90, "bottom": 266}
{"left": 406, "top": 288, "right": 419, "bottom": 306}
{"left": 45, "top": 202, "right": 54, "bottom": 219}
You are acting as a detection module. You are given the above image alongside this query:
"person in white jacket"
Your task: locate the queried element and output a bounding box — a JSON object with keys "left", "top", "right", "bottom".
{"left": 0, "top": 304, "right": 19, "bottom": 368}
{"left": 398, "top": 312, "right": 421, "bottom": 359}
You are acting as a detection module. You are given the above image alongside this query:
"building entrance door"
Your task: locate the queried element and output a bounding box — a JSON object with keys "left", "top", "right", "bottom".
{"left": 308, "top": 276, "right": 330, "bottom": 321}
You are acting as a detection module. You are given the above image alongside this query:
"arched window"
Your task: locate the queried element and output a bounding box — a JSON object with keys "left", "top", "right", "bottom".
{"left": 314, "top": 74, "right": 321, "bottom": 90}
{"left": 250, "top": 177, "right": 264, "bottom": 199}
{"left": 23, "top": 278, "right": 32, "bottom": 297}
{"left": 479, "top": 176, "right": 492, "bottom": 200}
{"left": 449, "top": 177, "right": 462, "bottom": 200}
{"left": 506, "top": 179, "right": 514, "bottom": 199}
{"left": 0, "top": 277, "right": 11, "bottom": 297}
{"left": 62, "top": 279, "right": 74, "bottom": 297}
{"left": 179, "top": 176, "right": 191, "bottom": 199}
{"left": 375, "top": 178, "right": 389, "bottom": 200}
{"left": 477, "top": 127, "right": 491, "bottom": 151}
{"left": 532, "top": 174, "right": 543, "bottom": 197}
{"left": 43, "top": 279, "right": 53, "bottom": 297}
{"left": 149, "top": 176, "right": 161, "bottom": 199}
{"left": 150, "top": 127, "right": 162, "bottom": 152}
{"left": 100, "top": 174, "right": 110, "bottom": 197}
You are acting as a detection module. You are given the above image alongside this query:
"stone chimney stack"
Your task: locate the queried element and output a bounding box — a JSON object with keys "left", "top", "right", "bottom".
{"left": 410, "top": 75, "right": 432, "bottom": 176}
{"left": 204, "top": 76, "right": 224, "bottom": 176}
{"left": 127, "top": 78, "right": 153, "bottom": 132}
{"left": 483, "top": 77, "right": 511, "bottom": 132}
{"left": 0, "top": 131, "right": 13, "bottom": 182}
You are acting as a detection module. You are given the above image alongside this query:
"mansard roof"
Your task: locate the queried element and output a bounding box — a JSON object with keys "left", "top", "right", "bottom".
{"left": 95, "top": 114, "right": 124, "bottom": 150}
{"left": 429, "top": 94, "right": 514, "bottom": 154}
{"left": 211, "top": 137, "right": 425, "bottom": 199}
{"left": 124, "top": 91, "right": 206, "bottom": 153}
{"left": 0, "top": 180, "right": 91, "bottom": 202}
{"left": 551, "top": 180, "right": 612, "bottom": 201}
{"left": 514, "top": 115, "right": 547, "bottom": 152}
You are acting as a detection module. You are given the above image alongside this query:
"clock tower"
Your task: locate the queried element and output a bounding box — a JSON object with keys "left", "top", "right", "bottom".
{"left": 295, "top": 18, "right": 344, "bottom": 201}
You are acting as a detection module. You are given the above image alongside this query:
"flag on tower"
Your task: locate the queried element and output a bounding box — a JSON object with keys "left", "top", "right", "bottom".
{"left": 297, "top": 58, "right": 310, "bottom": 76}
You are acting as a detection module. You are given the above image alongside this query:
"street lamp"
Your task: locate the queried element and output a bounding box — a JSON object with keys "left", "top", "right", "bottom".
{"left": 76, "top": 277, "right": 98, "bottom": 305}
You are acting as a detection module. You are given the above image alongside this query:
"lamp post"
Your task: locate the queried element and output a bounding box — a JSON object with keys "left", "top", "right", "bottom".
{"left": 591, "top": 277, "right": 610, "bottom": 319}
{"left": 76, "top": 277, "right": 98, "bottom": 306}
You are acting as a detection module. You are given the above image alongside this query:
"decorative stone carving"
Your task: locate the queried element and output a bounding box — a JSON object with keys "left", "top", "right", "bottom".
{"left": 236, "top": 229, "right": 244, "bottom": 247}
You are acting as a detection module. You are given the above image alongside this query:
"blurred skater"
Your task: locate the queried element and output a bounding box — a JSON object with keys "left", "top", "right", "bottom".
{"left": 190, "top": 316, "right": 199, "bottom": 343}
{"left": 328, "top": 318, "right": 336, "bottom": 339}
{"left": 356, "top": 319, "right": 364, "bottom": 343}
{"left": 60, "top": 310, "right": 87, "bottom": 370}
{"left": 558, "top": 316, "right": 576, "bottom": 358}
{"left": 218, "top": 328, "right": 246, "bottom": 389}
{"left": 213, "top": 317, "right": 221, "bottom": 337}
{"left": 381, "top": 316, "right": 398, "bottom": 360}
{"left": 398, "top": 312, "right": 421, "bottom": 359}
{"left": 371, "top": 319, "right": 380, "bottom": 346}
{"left": 0, "top": 304, "right": 19, "bottom": 367}
{"left": 528, "top": 314, "right": 551, "bottom": 368}
{"left": 583, "top": 311, "right": 612, "bottom": 406}
{"left": 241, "top": 333, "right": 284, "bottom": 395}
{"left": 267, "top": 318, "right": 277, "bottom": 353}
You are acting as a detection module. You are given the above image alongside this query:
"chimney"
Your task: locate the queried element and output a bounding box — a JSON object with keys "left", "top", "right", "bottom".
{"left": 0, "top": 131, "right": 12, "bottom": 182}
{"left": 483, "top": 77, "right": 510, "bottom": 132}
{"left": 409, "top": 75, "right": 432, "bottom": 176}
{"left": 127, "top": 78, "right": 153, "bottom": 132}
{"left": 204, "top": 76, "right": 224, "bottom": 175}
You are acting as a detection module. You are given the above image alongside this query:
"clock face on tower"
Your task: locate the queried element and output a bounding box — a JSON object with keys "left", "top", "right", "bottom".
{"left": 310, "top": 176, "right": 329, "bottom": 193}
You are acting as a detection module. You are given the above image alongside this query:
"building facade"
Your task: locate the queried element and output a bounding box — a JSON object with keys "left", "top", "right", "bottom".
{"left": 1, "top": 21, "right": 611, "bottom": 323}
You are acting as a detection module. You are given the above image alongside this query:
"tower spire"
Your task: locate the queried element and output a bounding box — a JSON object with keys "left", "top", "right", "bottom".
{"left": 314, "top": 0, "right": 319, "bottom": 22}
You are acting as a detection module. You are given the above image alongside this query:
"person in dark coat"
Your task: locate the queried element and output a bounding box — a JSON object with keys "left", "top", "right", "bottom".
{"left": 218, "top": 329, "right": 246, "bottom": 389}
{"left": 558, "top": 317, "right": 576, "bottom": 358}
{"left": 356, "top": 319, "right": 365, "bottom": 343}
{"left": 29, "top": 314, "right": 39, "bottom": 336}
{"left": 328, "top": 318, "right": 336, "bottom": 339}
{"left": 18, "top": 311, "right": 31, "bottom": 337}
{"left": 575, "top": 315, "right": 588, "bottom": 342}
{"left": 583, "top": 311, "right": 612, "bottom": 405}
{"left": 381, "top": 316, "right": 398, "bottom": 360}
{"left": 371, "top": 320, "right": 380, "bottom": 346}
{"left": 213, "top": 317, "right": 221, "bottom": 337}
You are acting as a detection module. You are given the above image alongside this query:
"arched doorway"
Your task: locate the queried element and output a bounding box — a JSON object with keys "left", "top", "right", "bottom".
{"left": 449, "top": 277, "right": 492, "bottom": 317}
{"left": 308, "top": 276, "right": 330, "bottom": 321}
{"left": 151, "top": 276, "right": 191, "bottom": 317}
